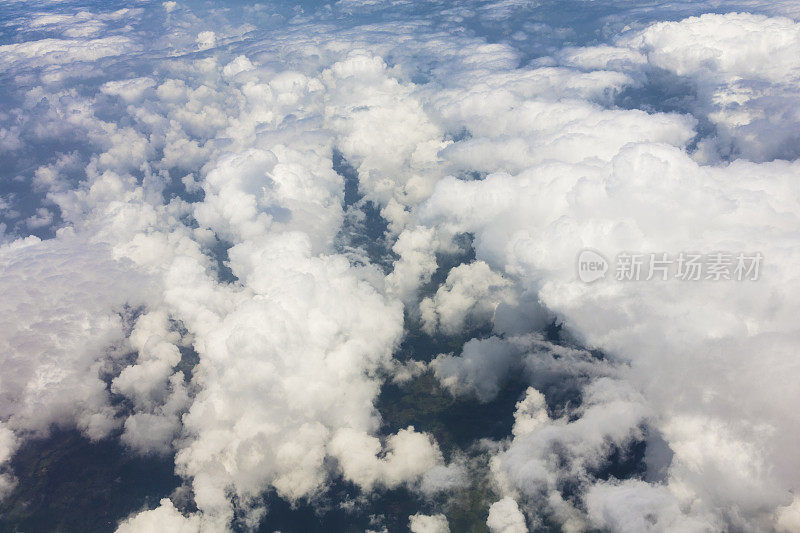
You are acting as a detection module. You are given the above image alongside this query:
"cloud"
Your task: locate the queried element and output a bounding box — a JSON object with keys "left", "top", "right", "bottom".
{"left": 0, "top": 422, "right": 19, "bottom": 502}
{"left": 101, "top": 78, "right": 157, "bottom": 103}
{"left": 487, "top": 497, "right": 527, "bottom": 533}
{"left": 585, "top": 480, "right": 717, "bottom": 532}
{"left": 432, "top": 337, "right": 521, "bottom": 402}
{"left": 331, "top": 427, "right": 444, "bottom": 493}
{"left": 0, "top": 233, "right": 155, "bottom": 440}
{"left": 0, "top": 36, "right": 135, "bottom": 72}
{"left": 777, "top": 496, "right": 800, "bottom": 532}
{"left": 617, "top": 13, "right": 800, "bottom": 161}
{"left": 1, "top": 1, "right": 800, "bottom": 531}
{"left": 416, "top": 14, "right": 800, "bottom": 527}
{"left": 420, "top": 260, "right": 514, "bottom": 335}
{"left": 196, "top": 31, "right": 215, "bottom": 51}
{"left": 116, "top": 498, "right": 202, "bottom": 533}
{"left": 1, "top": 9, "right": 450, "bottom": 524}
{"left": 409, "top": 513, "right": 450, "bottom": 533}
{"left": 488, "top": 377, "right": 649, "bottom": 528}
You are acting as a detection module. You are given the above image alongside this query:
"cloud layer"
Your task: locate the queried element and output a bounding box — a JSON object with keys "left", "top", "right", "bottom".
{"left": 0, "top": 1, "right": 799, "bottom": 532}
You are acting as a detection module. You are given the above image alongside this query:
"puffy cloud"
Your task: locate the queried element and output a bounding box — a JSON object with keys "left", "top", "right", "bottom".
{"left": 330, "top": 427, "right": 444, "bottom": 492}
{"left": 111, "top": 310, "right": 190, "bottom": 455}
{"left": 511, "top": 388, "right": 548, "bottom": 438}
{"left": 435, "top": 99, "right": 696, "bottom": 174}
{"left": 101, "top": 78, "right": 157, "bottom": 103}
{"left": 0, "top": 422, "right": 19, "bottom": 502}
{"left": 13, "top": 9, "right": 143, "bottom": 39}
{"left": 554, "top": 45, "right": 647, "bottom": 72}
{"left": 221, "top": 55, "right": 254, "bottom": 80}
{"left": 165, "top": 235, "right": 409, "bottom": 519}
{"left": 0, "top": 233, "right": 154, "bottom": 440}
{"left": 489, "top": 377, "right": 649, "bottom": 526}
{"left": 0, "top": 423, "right": 18, "bottom": 467}
{"left": 1, "top": 7, "right": 455, "bottom": 525}
{"left": 777, "top": 496, "right": 800, "bottom": 532}
{"left": 585, "top": 480, "right": 717, "bottom": 532}
{"left": 111, "top": 310, "right": 182, "bottom": 411}
{"left": 420, "top": 260, "right": 514, "bottom": 335}
{"left": 432, "top": 337, "right": 521, "bottom": 402}
{"left": 2, "top": 1, "right": 800, "bottom": 532}
{"left": 625, "top": 13, "right": 800, "bottom": 83}
{"left": 25, "top": 207, "right": 53, "bottom": 229}
{"left": 409, "top": 513, "right": 450, "bottom": 533}
{"left": 418, "top": 461, "right": 469, "bottom": 496}
{"left": 618, "top": 13, "right": 800, "bottom": 161}
{"left": 385, "top": 225, "right": 440, "bottom": 303}
{"left": 487, "top": 497, "right": 527, "bottom": 533}
{"left": 116, "top": 498, "right": 202, "bottom": 533}
{"left": 322, "top": 50, "right": 449, "bottom": 231}
{"left": 421, "top": 150, "right": 800, "bottom": 528}
{"left": 417, "top": 17, "right": 800, "bottom": 526}
{"left": 196, "top": 31, "right": 215, "bottom": 51}
{"left": 0, "top": 36, "right": 135, "bottom": 72}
